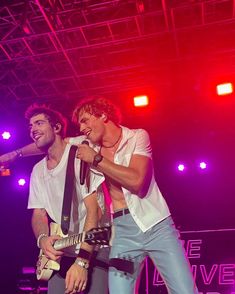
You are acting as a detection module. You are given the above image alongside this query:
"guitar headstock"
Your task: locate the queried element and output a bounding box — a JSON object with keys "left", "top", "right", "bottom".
{"left": 84, "top": 226, "right": 112, "bottom": 245}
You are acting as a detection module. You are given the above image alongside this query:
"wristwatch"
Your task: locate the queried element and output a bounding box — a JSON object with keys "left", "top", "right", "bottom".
{"left": 93, "top": 153, "right": 103, "bottom": 167}
{"left": 75, "top": 258, "right": 89, "bottom": 269}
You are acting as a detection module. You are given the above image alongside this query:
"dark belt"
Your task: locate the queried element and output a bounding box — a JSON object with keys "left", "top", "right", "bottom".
{"left": 113, "top": 208, "right": 130, "bottom": 219}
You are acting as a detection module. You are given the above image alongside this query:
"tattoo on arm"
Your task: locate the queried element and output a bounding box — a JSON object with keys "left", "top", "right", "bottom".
{"left": 32, "top": 208, "right": 49, "bottom": 239}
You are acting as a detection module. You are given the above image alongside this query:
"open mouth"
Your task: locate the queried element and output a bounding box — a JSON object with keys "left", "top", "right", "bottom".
{"left": 33, "top": 134, "right": 42, "bottom": 142}
{"left": 84, "top": 130, "right": 91, "bottom": 138}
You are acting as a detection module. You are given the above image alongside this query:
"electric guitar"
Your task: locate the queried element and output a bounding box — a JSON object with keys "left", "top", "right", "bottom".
{"left": 36, "top": 222, "right": 111, "bottom": 281}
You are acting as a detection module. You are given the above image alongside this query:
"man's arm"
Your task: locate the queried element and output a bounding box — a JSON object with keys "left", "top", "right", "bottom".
{"left": 0, "top": 142, "right": 43, "bottom": 164}
{"left": 77, "top": 143, "right": 152, "bottom": 196}
{"left": 79, "top": 191, "right": 99, "bottom": 253}
{"left": 94, "top": 154, "right": 152, "bottom": 196}
{"left": 31, "top": 208, "right": 63, "bottom": 261}
{"left": 65, "top": 192, "right": 99, "bottom": 293}
{"left": 77, "top": 128, "right": 153, "bottom": 196}
{"left": 0, "top": 137, "right": 77, "bottom": 165}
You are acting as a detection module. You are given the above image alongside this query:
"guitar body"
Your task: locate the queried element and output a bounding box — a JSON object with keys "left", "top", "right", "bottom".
{"left": 36, "top": 223, "right": 112, "bottom": 281}
{"left": 36, "top": 253, "right": 60, "bottom": 281}
{"left": 36, "top": 223, "right": 66, "bottom": 281}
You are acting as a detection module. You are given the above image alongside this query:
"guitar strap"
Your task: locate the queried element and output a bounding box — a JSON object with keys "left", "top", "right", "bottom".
{"left": 61, "top": 145, "right": 77, "bottom": 235}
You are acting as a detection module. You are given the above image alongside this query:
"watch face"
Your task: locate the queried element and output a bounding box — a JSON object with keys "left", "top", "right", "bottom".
{"left": 80, "top": 261, "right": 87, "bottom": 267}
{"left": 76, "top": 259, "right": 89, "bottom": 269}
{"left": 95, "top": 154, "right": 102, "bottom": 161}
{"left": 93, "top": 154, "right": 103, "bottom": 166}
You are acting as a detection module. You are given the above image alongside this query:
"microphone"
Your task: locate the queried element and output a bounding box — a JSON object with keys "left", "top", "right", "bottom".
{"left": 80, "top": 140, "right": 89, "bottom": 185}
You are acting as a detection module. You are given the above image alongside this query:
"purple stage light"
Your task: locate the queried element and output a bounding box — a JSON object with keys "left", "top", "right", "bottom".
{"left": 18, "top": 178, "right": 26, "bottom": 186}
{"left": 177, "top": 164, "right": 185, "bottom": 171}
{"left": 2, "top": 131, "right": 11, "bottom": 140}
{"left": 199, "top": 162, "right": 207, "bottom": 169}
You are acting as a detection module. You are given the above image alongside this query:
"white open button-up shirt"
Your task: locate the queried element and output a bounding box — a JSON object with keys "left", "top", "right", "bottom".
{"left": 70, "top": 126, "right": 170, "bottom": 233}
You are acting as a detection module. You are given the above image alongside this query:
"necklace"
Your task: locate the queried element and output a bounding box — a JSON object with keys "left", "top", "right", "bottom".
{"left": 101, "top": 129, "right": 122, "bottom": 148}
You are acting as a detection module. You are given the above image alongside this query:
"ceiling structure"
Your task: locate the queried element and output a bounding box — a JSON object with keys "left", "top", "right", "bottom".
{"left": 0, "top": 0, "right": 235, "bottom": 117}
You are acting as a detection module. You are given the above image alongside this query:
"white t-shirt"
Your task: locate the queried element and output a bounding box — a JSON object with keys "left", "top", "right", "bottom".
{"left": 28, "top": 144, "right": 104, "bottom": 254}
{"left": 69, "top": 126, "right": 171, "bottom": 232}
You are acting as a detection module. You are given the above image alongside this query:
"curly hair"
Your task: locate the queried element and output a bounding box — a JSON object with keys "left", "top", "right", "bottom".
{"left": 25, "top": 103, "right": 67, "bottom": 138}
{"left": 72, "top": 96, "right": 121, "bottom": 125}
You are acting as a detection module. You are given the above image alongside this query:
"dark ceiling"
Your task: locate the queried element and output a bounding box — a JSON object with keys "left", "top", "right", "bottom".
{"left": 1, "top": 0, "right": 235, "bottom": 117}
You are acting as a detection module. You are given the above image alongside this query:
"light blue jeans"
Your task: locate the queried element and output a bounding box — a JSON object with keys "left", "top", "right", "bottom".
{"left": 109, "top": 214, "right": 198, "bottom": 294}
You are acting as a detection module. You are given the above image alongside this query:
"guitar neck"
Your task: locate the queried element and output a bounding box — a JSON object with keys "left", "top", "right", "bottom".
{"left": 53, "top": 232, "right": 85, "bottom": 251}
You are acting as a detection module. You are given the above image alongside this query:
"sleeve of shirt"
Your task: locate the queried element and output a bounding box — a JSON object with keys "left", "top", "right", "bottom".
{"left": 89, "top": 169, "right": 105, "bottom": 196}
{"left": 89, "top": 169, "right": 105, "bottom": 212}
{"left": 133, "top": 129, "right": 152, "bottom": 159}
{"left": 27, "top": 167, "right": 44, "bottom": 209}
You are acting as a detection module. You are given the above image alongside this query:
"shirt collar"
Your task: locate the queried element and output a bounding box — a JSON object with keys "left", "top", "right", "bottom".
{"left": 115, "top": 126, "right": 135, "bottom": 152}
{"left": 90, "top": 125, "right": 135, "bottom": 153}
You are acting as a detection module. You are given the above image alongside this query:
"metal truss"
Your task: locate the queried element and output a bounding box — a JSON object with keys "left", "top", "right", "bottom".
{"left": 0, "top": 0, "right": 235, "bottom": 114}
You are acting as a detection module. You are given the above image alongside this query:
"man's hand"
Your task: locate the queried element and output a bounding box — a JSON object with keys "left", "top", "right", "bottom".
{"left": 76, "top": 143, "right": 96, "bottom": 164}
{"left": 39, "top": 235, "right": 63, "bottom": 261}
{"left": 65, "top": 263, "right": 88, "bottom": 294}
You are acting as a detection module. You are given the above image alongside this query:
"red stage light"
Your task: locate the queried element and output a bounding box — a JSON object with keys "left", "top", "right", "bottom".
{"left": 216, "top": 83, "right": 233, "bottom": 96}
{"left": 133, "top": 95, "right": 149, "bottom": 107}
{"left": 0, "top": 166, "right": 11, "bottom": 176}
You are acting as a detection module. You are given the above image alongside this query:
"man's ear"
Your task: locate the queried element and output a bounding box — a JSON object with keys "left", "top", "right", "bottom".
{"left": 54, "top": 123, "right": 61, "bottom": 133}
{"left": 101, "top": 114, "right": 107, "bottom": 122}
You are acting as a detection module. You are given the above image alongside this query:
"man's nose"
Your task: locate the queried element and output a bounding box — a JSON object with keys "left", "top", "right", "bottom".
{"left": 80, "top": 124, "right": 85, "bottom": 133}
{"left": 31, "top": 125, "right": 37, "bottom": 132}
{"left": 31, "top": 124, "right": 39, "bottom": 135}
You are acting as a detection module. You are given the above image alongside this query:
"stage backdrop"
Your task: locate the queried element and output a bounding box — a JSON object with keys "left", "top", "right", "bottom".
{"left": 140, "top": 228, "right": 235, "bottom": 294}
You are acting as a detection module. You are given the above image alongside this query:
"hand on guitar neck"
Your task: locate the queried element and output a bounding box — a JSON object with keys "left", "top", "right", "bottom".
{"left": 39, "top": 234, "right": 64, "bottom": 261}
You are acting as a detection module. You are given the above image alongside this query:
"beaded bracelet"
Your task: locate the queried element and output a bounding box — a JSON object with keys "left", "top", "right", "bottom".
{"left": 37, "top": 233, "right": 48, "bottom": 248}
